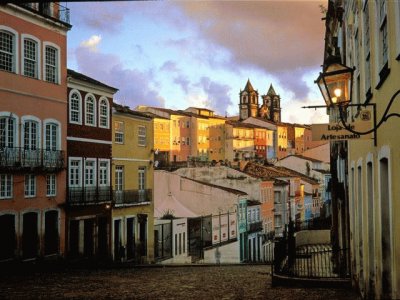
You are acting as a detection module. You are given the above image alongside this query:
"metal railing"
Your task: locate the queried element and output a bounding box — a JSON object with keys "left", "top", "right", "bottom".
{"left": 18, "top": 2, "right": 70, "bottom": 25}
{"left": 68, "top": 186, "right": 111, "bottom": 205}
{"left": 113, "top": 189, "right": 152, "bottom": 205}
{"left": 0, "top": 147, "right": 65, "bottom": 172}
{"left": 274, "top": 244, "right": 350, "bottom": 279}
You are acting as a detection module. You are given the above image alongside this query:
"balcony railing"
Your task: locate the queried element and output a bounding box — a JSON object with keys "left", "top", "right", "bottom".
{"left": 247, "top": 221, "right": 263, "bottom": 233}
{"left": 113, "top": 189, "right": 152, "bottom": 206}
{"left": 68, "top": 186, "right": 111, "bottom": 206}
{"left": 0, "top": 147, "right": 65, "bottom": 172}
{"left": 18, "top": 2, "right": 70, "bottom": 25}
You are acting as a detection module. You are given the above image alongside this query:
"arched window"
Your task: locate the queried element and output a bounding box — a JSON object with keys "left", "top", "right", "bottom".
{"left": 0, "top": 27, "right": 18, "bottom": 73}
{"left": 44, "top": 122, "right": 59, "bottom": 150}
{"left": 0, "top": 113, "right": 17, "bottom": 148}
{"left": 85, "top": 94, "right": 96, "bottom": 126}
{"left": 23, "top": 120, "right": 40, "bottom": 150}
{"left": 69, "top": 90, "right": 81, "bottom": 124}
{"left": 22, "top": 35, "right": 40, "bottom": 79}
{"left": 99, "top": 98, "right": 109, "bottom": 128}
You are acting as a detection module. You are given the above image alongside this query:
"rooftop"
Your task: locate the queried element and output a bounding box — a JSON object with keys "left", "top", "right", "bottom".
{"left": 67, "top": 69, "right": 118, "bottom": 92}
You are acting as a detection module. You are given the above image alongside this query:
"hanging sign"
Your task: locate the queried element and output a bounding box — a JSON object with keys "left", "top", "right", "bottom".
{"left": 311, "top": 121, "right": 373, "bottom": 141}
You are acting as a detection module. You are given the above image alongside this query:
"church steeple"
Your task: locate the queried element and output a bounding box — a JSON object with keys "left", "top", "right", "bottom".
{"left": 261, "top": 83, "right": 281, "bottom": 123}
{"left": 239, "top": 79, "right": 259, "bottom": 120}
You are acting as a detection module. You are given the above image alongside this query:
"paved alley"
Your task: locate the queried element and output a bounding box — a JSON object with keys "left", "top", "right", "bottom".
{"left": 0, "top": 265, "right": 360, "bottom": 299}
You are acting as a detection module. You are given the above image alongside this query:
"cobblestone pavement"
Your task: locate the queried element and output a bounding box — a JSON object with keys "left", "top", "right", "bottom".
{"left": 0, "top": 265, "right": 360, "bottom": 299}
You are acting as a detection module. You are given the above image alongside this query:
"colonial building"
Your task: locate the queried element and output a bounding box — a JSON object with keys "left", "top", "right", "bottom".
{"left": 66, "top": 69, "right": 117, "bottom": 259}
{"left": 0, "top": 3, "right": 71, "bottom": 260}
{"left": 322, "top": 1, "right": 400, "bottom": 298}
{"left": 112, "top": 103, "right": 155, "bottom": 263}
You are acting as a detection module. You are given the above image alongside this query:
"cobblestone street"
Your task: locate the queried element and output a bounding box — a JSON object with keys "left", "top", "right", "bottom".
{"left": 0, "top": 265, "right": 360, "bottom": 299}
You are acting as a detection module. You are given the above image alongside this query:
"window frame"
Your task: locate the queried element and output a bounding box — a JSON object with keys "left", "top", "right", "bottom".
{"left": 68, "top": 157, "right": 82, "bottom": 188}
{"left": 46, "top": 174, "right": 57, "bottom": 197}
{"left": 24, "top": 174, "right": 36, "bottom": 198}
{"left": 138, "top": 125, "right": 146, "bottom": 147}
{"left": 98, "top": 159, "right": 110, "bottom": 187}
{"left": 0, "top": 112, "right": 19, "bottom": 148}
{"left": 0, "top": 26, "right": 19, "bottom": 74}
{"left": 0, "top": 174, "right": 13, "bottom": 199}
{"left": 98, "top": 97, "right": 109, "bottom": 129}
{"left": 43, "top": 42, "right": 60, "bottom": 84}
{"left": 84, "top": 93, "right": 97, "bottom": 127}
{"left": 21, "top": 115, "right": 41, "bottom": 150}
{"left": 21, "top": 34, "right": 41, "bottom": 79}
{"left": 43, "top": 119, "right": 61, "bottom": 151}
{"left": 115, "top": 165, "right": 124, "bottom": 191}
{"left": 84, "top": 158, "right": 96, "bottom": 187}
{"left": 69, "top": 89, "right": 82, "bottom": 125}
{"left": 114, "top": 121, "right": 124, "bottom": 144}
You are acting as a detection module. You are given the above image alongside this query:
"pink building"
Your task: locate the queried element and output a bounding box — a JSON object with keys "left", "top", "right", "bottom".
{"left": 0, "top": 3, "right": 71, "bottom": 260}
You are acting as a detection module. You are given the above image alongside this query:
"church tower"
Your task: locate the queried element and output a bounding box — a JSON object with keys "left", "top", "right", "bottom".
{"left": 239, "top": 79, "right": 259, "bottom": 120}
{"left": 261, "top": 84, "right": 281, "bottom": 123}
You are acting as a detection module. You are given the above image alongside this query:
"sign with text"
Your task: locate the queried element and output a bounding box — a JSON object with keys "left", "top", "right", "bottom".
{"left": 311, "top": 121, "right": 373, "bottom": 141}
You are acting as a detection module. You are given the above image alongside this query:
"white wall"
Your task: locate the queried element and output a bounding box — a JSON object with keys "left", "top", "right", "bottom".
{"left": 203, "top": 240, "right": 240, "bottom": 264}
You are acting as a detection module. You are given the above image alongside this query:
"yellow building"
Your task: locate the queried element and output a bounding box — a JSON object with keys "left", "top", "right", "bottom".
{"left": 323, "top": 1, "right": 400, "bottom": 298}
{"left": 184, "top": 107, "right": 226, "bottom": 162}
{"left": 225, "top": 121, "right": 255, "bottom": 161}
{"left": 276, "top": 124, "right": 288, "bottom": 159}
{"left": 111, "top": 103, "right": 155, "bottom": 263}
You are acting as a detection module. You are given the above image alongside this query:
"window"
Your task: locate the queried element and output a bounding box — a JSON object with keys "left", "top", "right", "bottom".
{"left": 377, "top": 0, "right": 388, "bottom": 69}
{"left": 69, "top": 159, "right": 81, "bottom": 187}
{"left": 186, "top": 121, "right": 190, "bottom": 128}
{"left": 0, "top": 29, "right": 17, "bottom": 73}
{"left": 23, "top": 38, "right": 38, "bottom": 78}
{"left": 46, "top": 174, "right": 56, "bottom": 196}
{"left": 99, "top": 160, "right": 109, "bottom": 186}
{"left": 115, "top": 166, "right": 124, "bottom": 191}
{"left": 84, "top": 160, "right": 96, "bottom": 186}
{"left": 23, "top": 120, "right": 39, "bottom": 150}
{"left": 186, "top": 137, "right": 190, "bottom": 146}
{"left": 69, "top": 91, "right": 81, "bottom": 124}
{"left": 138, "top": 167, "right": 145, "bottom": 190}
{"left": 24, "top": 174, "right": 36, "bottom": 197}
{"left": 45, "top": 122, "right": 58, "bottom": 150}
{"left": 0, "top": 174, "right": 12, "bottom": 199}
{"left": 138, "top": 126, "right": 146, "bottom": 146}
{"left": 114, "top": 121, "right": 124, "bottom": 143}
{"left": 0, "top": 116, "right": 16, "bottom": 148}
{"left": 45, "top": 45, "right": 58, "bottom": 83}
{"left": 85, "top": 95, "right": 96, "bottom": 126}
{"left": 99, "top": 98, "right": 109, "bottom": 128}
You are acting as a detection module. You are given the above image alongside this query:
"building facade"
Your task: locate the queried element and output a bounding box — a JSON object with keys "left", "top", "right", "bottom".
{"left": 323, "top": 1, "right": 400, "bottom": 298}
{"left": 112, "top": 104, "right": 155, "bottom": 263}
{"left": 66, "top": 69, "right": 117, "bottom": 259}
{"left": 0, "top": 3, "right": 71, "bottom": 260}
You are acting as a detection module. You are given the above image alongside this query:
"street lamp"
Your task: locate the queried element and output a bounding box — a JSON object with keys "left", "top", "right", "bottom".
{"left": 315, "top": 62, "right": 353, "bottom": 107}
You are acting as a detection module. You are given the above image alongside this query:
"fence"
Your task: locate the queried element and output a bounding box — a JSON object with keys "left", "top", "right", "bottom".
{"left": 273, "top": 237, "right": 350, "bottom": 279}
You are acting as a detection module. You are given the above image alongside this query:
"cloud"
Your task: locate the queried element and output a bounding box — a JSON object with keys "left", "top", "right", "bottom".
{"left": 174, "top": 75, "right": 191, "bottom": 94}
{"left": 173, "top": 1, "right": 326, "bottom": 99}
{"left": 160, "top": 61, "right": 180, "bottom": 73}
{"left": 74, "top": 43, "right": 165, "bottom": 109}
{"left": 196, "top": 77, "right": 232, "bottom": 115}
{"left": 80, "top": 35, "right": 102, "bottom": 52}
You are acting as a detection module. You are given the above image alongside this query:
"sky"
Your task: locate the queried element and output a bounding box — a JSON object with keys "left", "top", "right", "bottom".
{"left": 65, "top": 0, "right": 328, "bottom": 124}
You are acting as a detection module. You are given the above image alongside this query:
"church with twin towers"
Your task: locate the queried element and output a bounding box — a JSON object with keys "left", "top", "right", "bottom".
{"left": 238, "top": 79, "right": 282, "bottom": 123}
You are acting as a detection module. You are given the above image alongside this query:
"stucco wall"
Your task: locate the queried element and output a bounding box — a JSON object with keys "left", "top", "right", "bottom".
{"left": 203, "top": 241, "right": 240, "bottom": 264}
{"left": 295, "top": 230, "right": 330, "bottom": 247}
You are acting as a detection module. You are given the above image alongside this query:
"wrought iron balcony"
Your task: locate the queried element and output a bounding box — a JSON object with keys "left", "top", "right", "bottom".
{"left": 113, "top": 189, "right": 152, "bottom": 206}
{"left": 0, "top": 147, "right": 65, "bottom": 172}
{"left": 17, "top": 2, "right": 70, "bottom": 25}
{"left": 247, "top": 221, "right": 263, "bottom": 233}
{"left": 68, "top": 186, "right": 112, "bottom": 206}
